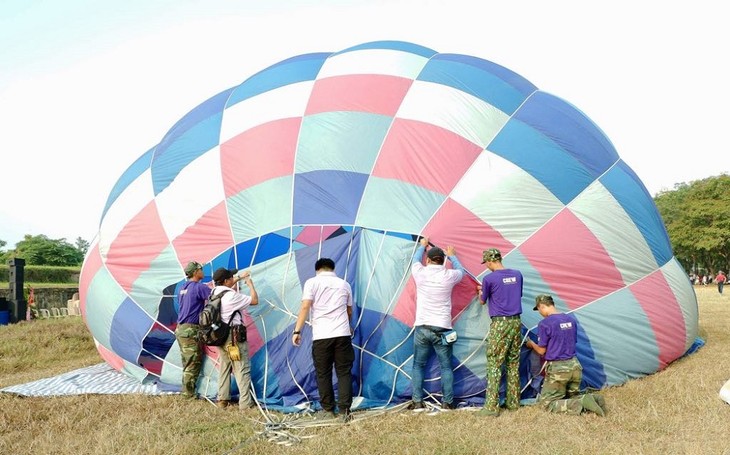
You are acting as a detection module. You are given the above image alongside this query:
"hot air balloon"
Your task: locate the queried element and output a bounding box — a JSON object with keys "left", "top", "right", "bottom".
{"left": 79, "top": 40, "right": 699, "bottom": 410}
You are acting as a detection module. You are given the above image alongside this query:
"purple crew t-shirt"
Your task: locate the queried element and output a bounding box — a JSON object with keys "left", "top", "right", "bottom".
{"left": 537, "top": 313, "right": 578, "bottom": 361}
{"left": 480, "top": 269, "right": 523, "bottom": 318}
{"left": 177, "top": 281, "right": 211, "bottom": 324}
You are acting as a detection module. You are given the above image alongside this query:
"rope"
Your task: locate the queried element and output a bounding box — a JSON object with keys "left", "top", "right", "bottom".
{"left": 196, "top": 226, "right": 554, "bottom": 452}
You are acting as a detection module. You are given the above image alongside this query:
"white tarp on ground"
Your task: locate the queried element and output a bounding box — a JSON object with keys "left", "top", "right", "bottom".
{"left": 720, "top": 379, "right": 730, "bottom": 404}
{"left": 0, "top": 363, "right": 168, "bottom": 396}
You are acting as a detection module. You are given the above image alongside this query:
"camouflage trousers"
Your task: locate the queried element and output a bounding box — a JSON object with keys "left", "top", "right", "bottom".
{"left": 175, "top": 324, "right": 203, "bottom": 398}
{"left": 485, "top": 317, "right": 522, "bottom": 412}
{"left": 538, "top": 357, "right": 583, "bottom": 414}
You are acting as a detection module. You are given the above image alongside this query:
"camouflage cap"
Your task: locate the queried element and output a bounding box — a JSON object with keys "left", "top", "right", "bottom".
{"left": 481, "top": 248, "right": 502, "bottom": 264}
{"left": 533, "top": 294, "right": 555, "bottom": 310}
{"left": 184, "top": 261, "right": 203, "bottom": 277}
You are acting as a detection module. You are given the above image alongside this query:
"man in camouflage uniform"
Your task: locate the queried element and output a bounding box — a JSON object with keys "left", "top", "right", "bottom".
{"left": 477, "top": 248, "right": 523, "bottom": 417}
{"left": 525, "top": 294, "right": 606, "bottom": 416}
{"left": 175, "top": 261, "right": 211, "bottom": 398}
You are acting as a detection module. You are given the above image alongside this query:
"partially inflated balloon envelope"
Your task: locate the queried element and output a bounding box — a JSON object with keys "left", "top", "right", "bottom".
{"left": 80, "top": 41, "right": 700, "bottom": 409}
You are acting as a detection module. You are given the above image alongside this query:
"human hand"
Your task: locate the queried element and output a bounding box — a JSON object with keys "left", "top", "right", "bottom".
{"left": 292, "top": 333, "right": 302, "bottom": 347}
{"left": 476, "top": 285, "right": 485, "bottom": 305}
{"left": 420, "top": 236, "right": 429, "bottom": 247}
{"left": 446, "top": 246, "right": 455, "bottom": 256}
{"left": 236, "top": 271, "right": 252, "bottom": 285}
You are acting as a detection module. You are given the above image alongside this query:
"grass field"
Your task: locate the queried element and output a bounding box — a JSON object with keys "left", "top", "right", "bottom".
{"left": 1, "top": 286, "right": 729, "bottom": 455}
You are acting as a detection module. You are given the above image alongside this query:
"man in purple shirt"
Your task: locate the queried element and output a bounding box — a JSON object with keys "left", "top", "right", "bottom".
{"left": 525, "top": 294, "right": 605, "bottom": 416}
{"left": 477, "top": 248, "right": 522, "bottom": 416}
{"left": 175, "top": 261, "right": 211, "bottom": 398}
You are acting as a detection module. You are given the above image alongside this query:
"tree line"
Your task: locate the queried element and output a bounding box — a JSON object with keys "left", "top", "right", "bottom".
{"left": 0, "top": 235, "right": 89, "bottom": 267}
{"left": 0, "top": 175, "right": 727, "bottom": 274}
{"left": 654, "top": 174, "right": 729, "bottom": 275}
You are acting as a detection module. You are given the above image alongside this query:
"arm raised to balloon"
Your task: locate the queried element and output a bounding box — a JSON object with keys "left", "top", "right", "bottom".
{"left": 420, "top": 238, "right": 480, "bottom": 284}
{"left": 244, "top": 274, "right": 258, "bottom": 306}
{"left": 445, "top": 245, "right": 465, "bottom": 276}
{"left": 412, "top": 237, "right": 428, "bottom": 264}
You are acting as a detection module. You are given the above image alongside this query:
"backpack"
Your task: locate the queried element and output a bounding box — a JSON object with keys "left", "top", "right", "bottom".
{"left": 197, "top": 289, "right": 236, "bottom": 346}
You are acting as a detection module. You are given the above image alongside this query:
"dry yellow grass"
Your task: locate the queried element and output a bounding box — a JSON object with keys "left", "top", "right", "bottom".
{"left": 1, "top": 286, "right": 729, "bottom": 455}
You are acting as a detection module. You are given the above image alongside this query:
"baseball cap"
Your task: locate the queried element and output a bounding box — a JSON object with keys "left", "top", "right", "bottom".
{"left": 213, "top": 267, "right": 239, "bottom": 283}
{"left": 481, "top": 248, "right": 502, "bottom": 264}
{"left": 427, "top": 247, "right": 445, "bottom": 260}
{"left": 533, "top": 294, "right": 554, "bottom": 310}
{"left": 184, "top": 261, "right": 203, "bottom": 277}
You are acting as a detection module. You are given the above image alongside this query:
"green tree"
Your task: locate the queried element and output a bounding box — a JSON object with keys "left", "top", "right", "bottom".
{"left": 10, "top": 234, "right": 84, "bottom": 266}
{"left": 0, "top": 240, "right": 10, "bottom": 264}
{"left": 654, "top": 175, "right": 730, "bottom": 274}
{"left": 75, "top": 237, "right": 90, "bottom": 257}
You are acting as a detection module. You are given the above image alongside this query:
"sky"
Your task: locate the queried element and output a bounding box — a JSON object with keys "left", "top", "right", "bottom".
{"left": 1, "top": 0, "right": 727, "bottom": 249}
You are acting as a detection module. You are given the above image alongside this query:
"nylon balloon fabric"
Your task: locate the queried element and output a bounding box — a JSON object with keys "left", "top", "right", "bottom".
{"left": 79, "top": 41, "right": 699, "bottom": 410}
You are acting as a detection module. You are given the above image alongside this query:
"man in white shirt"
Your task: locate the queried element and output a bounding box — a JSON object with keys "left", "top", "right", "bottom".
{"left": 211, "top": 267, "right": 258, "bottom": 409}
{"left": 292, "top": 258, "right": 354, "bottom": 423}
{"left": 409, "top": 236, "right": 465, "bottom": 411}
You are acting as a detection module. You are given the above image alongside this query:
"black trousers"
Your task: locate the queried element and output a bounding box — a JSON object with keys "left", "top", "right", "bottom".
{"left": 312, "top": 335, "right": 355, "bottom": 412}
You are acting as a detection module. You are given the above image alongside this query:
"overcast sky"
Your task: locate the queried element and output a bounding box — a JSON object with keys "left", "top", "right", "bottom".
{"left": 1, "top": 0, "right": 727, "bottom": 248}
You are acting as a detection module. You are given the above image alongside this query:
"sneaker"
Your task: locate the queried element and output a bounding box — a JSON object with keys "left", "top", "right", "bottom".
{"left": 580, "top": 394, "right": 605, "bottom": 417}
{"left": 239, "top": 400, "right": 256, "bottom": 410}
{"left": 407, "top": 401, "right": 426, "bottom": 412}
{"left": 442, "top": 401, "right": 457, "bottom": 410}
{"left": 216, "top": 400, "right": 230, "bottom": 409}
{"left": 477, "top": 408, "right": 500, "bottom": 417}
{"left": 339, "top": 411, "right": 353, "bottom": 423}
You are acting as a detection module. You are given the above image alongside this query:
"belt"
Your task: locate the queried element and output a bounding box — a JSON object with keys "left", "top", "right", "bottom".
{"left": 419, "top": 325, "right": 449, "bottom": 333}
{"left": 490, "top": 315, "right": 520, "bottom": 320}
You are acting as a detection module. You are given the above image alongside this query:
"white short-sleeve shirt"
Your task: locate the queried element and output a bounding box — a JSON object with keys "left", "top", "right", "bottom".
{"left": 301, "top": 271, "right": 353, "bottom": 341}
{"left": 411, "top": 263, "right": 463, "bottom": 329}
{"left": 213, "top": 285, "right": 252, "bottom": 326}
